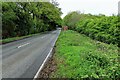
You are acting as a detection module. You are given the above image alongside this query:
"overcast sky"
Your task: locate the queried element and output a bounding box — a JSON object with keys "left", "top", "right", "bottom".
{"left": 56, "top": 0, "right": 119, "bottom": 18}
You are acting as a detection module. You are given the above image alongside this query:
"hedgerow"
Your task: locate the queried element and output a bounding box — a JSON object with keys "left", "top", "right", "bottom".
{"left": 75, "top": 16, "right": 120, "bottom": 47}
{"left": 63, "top": 12, "right": 120, "bottom": 47}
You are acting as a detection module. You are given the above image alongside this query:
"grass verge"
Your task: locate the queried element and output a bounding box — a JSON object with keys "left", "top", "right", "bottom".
{"left": 47, "top": 30, "right": 119, "bottom": 79}
{"left": 0, "top": 32, "right": 47, "bottom": 44}
{"left": 0, "top": 34, "right": 36, "bottom": 44}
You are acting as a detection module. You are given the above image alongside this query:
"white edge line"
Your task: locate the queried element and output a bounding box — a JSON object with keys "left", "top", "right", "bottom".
{"left": 33, "top": 30, "right": 61, "bottom": 80}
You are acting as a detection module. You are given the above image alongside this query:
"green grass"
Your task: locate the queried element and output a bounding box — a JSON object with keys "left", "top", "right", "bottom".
{"left": 51, "top": 30, "right": 119, "bottom": 79}
{"left": 0, "top": 33, "right": 40, "bottom": 44}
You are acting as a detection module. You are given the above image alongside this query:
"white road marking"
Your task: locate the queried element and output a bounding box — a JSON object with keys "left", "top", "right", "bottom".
{"left": 33, "top": 48, "right": 53, "bottom": 80}
{"left": 17, "top": 43, "right": 30, "bottom": 48}
{"left": 42, "top": 36, "right": 46, "bottom": 38}
{"left": 33, "top": 30, "right": 61, "bottom": 80}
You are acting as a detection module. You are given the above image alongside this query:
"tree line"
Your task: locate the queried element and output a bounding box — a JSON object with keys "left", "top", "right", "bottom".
{"left": 63, "top": 11, "right": 120, "bottom": 47}
{"left": 2, "top": 2, "right": 62, "bottom": 39}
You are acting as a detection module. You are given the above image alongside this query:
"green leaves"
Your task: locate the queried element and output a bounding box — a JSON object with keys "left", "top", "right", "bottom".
{"left": 76, "top": 16, "right": 120, "bottom": 46}
{"left": 2, "top": 2, "right": 62, "bottom": 39}
{"left": 64, "top": 11, "right": 120, "bottom": 47}
{"left": 63, "top": 11, "right": 81, "bottom": 29}
{"left": 51, "top": 30, "right": 119, "bottom": 79}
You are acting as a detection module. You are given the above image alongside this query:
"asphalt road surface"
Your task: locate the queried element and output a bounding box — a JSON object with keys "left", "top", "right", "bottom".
{"left": 1, "top": 29, "right": 61, "bottom": 79}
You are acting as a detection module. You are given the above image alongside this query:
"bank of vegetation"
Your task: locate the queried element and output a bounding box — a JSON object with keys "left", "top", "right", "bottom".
{"left": 2, "top": 1, "right": 62, "bottom": 40}
{"left": 63, "top": 11, "right": 120, "bottom": 47}
{"left": 49, "top": 12, "right": 120, "bottom": 79}
{"left": 50, "top": 30, "right": 119, "bottom": 79}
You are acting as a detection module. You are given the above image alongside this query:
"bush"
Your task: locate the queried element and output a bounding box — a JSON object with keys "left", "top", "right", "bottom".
{"left": 75, "top": 15, "right": 120, "bottom": 47}
{"left": 64, "top": 12, "right": 120, "bottom": 47}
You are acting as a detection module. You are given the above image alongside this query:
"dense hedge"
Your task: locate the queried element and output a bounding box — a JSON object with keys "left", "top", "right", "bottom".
{"left": 63, "top": 12, "right": 120, "bottom": 47}
{"left": 75, "top": 16, "right": 120, "bottom": 47}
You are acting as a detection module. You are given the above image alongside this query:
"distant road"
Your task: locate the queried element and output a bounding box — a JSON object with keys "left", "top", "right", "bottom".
{"left": 1, "top": 29, "right": 61, "bottom": 79}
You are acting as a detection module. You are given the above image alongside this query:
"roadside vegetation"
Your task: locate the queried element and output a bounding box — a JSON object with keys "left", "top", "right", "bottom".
{"left": 38, "top": 11, "right": 119, "bottom": 79}
{"left": 63, "top": 11, "right": 120, "bottom": 47}
{"left": 50, "top": 30, "right": 119, "bottom": 79}
{"left": 0, "top": 33, "right": 41, "bottom": 44}
{"left": 2, "top": 1, "right": 62, "bottom": 41}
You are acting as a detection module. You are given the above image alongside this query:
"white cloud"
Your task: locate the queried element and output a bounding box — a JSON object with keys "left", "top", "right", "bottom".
{"left": 56, "top": 0, "right": 119, "bottom": 18}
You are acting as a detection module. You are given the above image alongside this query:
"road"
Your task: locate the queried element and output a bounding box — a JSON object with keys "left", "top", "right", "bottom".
{"left": 1, "top": 29, "right": 61, "bottom": 79}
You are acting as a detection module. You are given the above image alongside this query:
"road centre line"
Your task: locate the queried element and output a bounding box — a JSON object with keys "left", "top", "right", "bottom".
{"left": 17, "top": 43, "right": 30, "bottom": 48}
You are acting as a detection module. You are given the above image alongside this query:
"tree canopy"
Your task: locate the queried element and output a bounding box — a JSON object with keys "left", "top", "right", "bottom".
{"left": 2, "top": 2, "right": 62, "bottom": 39}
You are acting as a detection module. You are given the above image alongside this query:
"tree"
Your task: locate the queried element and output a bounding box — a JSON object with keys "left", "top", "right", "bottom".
{"left": 2, "top": 2, "right": 62, "bottom": 39}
